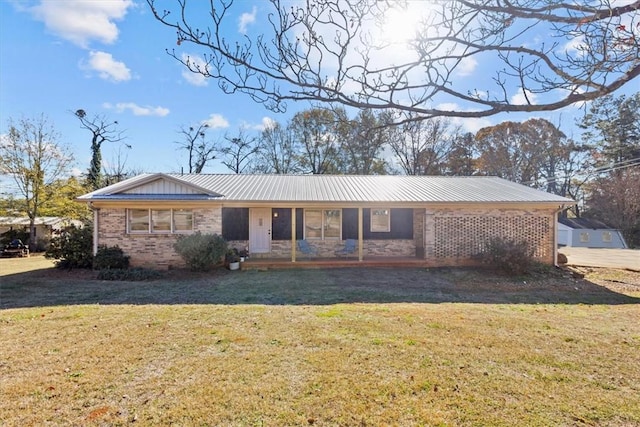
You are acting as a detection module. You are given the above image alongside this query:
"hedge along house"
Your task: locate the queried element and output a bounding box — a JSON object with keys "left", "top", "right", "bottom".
{"left": 77, "top": 173, "right": 574, "bottom": 269}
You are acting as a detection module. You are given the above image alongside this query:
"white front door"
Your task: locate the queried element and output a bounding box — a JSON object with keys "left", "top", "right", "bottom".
{"left": 249, "top": 208, "right": 271, "bottom": 253}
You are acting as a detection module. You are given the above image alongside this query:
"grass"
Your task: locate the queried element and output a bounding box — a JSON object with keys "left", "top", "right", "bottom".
{"left": 1, "top": 256, "right": 640, "bottom": 426}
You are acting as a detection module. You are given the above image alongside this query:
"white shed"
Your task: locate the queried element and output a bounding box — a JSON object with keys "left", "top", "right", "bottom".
{"left": 557, "top": 217, "right": 627, "bottom": 249}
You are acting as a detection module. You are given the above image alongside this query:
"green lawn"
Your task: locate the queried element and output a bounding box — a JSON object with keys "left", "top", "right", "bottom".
{"left": 1, "top": 257, "right": 639, "bottom": 426}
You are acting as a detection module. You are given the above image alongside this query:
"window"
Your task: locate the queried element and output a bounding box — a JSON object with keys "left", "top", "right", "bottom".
{"left": 371, "top": 208, "right": 391, "bottom": 232}
{"left": 129, "top": 209, "right": 150, "bottom": 232}
{"left": 580, "top": 232, "right": 589, "bottom": 243}
{"left": 602, "top": 231, "right": 612, "bottom": 243}
{"left": 152, "top": 209, "right": 171, "bottom": 232}
{"left": 305, "top": 209, "right": 341, "bottom": 240}
{"left": 128, "top": 209, "right": 193, "bottom": 233}
{"left": 173, "top": 209, "right": 194, "bottom": 232}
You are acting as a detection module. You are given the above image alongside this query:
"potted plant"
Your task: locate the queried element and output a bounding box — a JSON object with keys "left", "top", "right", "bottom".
{"left": 238, "top": 248, "right": 249, "bottom": 262}
{"left": 225, "top": 248, "right": 240, "bottom": 270}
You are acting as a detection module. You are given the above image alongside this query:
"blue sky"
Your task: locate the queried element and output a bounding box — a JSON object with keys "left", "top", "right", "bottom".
{"left": 1, "top": 0, "right": 638, "bottom": 185}
{"left": 0, "top": 0, "right": 278, "bottom": 179}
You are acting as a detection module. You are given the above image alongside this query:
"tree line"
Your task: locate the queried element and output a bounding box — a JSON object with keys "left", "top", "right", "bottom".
{"left": 1, "top": 92, "right": 638, "bottom": 248}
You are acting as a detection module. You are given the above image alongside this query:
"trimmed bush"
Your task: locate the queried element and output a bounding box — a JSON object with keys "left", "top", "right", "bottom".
{"left": 45, "top": 223, "right": 93, "bottom": 269}
{"left": 173, "top": 232, "right": 227, "bottom": 271}
{"left": 97, "top": 268, "right": 162, "bottom": 281}
{"left": 477, "top": 236, "right": 535, "bottom": 276}
{"left": 93, "top": 245, "right": 130, "bottom": 270}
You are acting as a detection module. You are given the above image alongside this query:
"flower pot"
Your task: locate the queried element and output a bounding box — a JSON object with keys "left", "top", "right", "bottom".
{"left": 229, "top": 261, "right": 240, "bottom": 271}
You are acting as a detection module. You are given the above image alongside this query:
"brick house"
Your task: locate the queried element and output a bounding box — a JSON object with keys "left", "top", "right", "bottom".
{"left": 77, "top": 173, "right": 574, "bottom": 268}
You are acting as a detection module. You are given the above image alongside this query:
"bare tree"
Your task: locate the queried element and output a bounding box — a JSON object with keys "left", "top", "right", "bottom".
{"left": 475, "top": 119, "right": 560, "bottom": 184}
{"left": 444, "top": 132, "right": 476, "bottom": 176}
{"left": 290, "top": 108, "right": 342, "bottom": 174}
{"left": 220, "top": 129, "right": 259, "bottom": 174}
{"left": 585, "top": 168, "right": 640, "bottom": 247}
{"left": 0, "top": 115, "right": 74, "bottom": 250}
{"left": 147, "top": 0, "right": 640, "bottom": 122}
{"left": 175, "top": 123, "right": 217, "bottom": 173}
{"left": 103, "top": 144, "right": 142, "bottom": 186}
{"left": 387, "top": 115, "right": 458, "bottom": 175}
{"left": 339, "top": 109, "right": 389, "bottom": 175}
{"left": 74, "top": 109, "right": 125, "bottom": 190}
{"left": 255, "top": 121, "right": 301, "bottom": 174}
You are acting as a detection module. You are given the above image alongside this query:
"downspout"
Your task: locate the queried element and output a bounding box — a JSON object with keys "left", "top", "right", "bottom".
{"left": 553, "top": 204, "right": 567, "bottom": 267}
{"left": 89, "top": 202, "right": 99, "bottom": 256}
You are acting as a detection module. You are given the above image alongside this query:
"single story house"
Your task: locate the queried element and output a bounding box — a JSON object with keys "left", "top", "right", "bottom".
{"left": 557, "top": 217, "right": 628, "bottom": 249}
{"left": 0, "top": 216, "right": 84, "bottom": 249}
{"left": 77, "top": 173, "right": 575, "bottom": 268}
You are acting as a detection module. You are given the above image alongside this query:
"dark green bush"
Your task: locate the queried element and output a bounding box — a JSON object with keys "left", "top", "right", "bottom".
{"left": 93, "top": 245, "right": 130, "bottom": 270}
{"left": 97, "top": 268, "right": 162, "bottom": 281}
{"left": 477, "top": 237, "right": 535, "bottom": 276}
{"left": 45, "top": 223, "right": 93, "bottom": 269}
{"left": 173, "top": 232, "right": 228, "bottom": 271}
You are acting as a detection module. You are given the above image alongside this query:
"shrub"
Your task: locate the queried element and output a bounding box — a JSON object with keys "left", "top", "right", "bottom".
{"left": 477, "top": 236, "right": 535, "bottom": 276}
{"left": 97, "top": 268, "right": 162, "bottom": 281}
{"left": 557, "top": 252, "right": 568, "bottom": 264}
{"left": 173, "top": 232, "right": 227, "bottom": 271}
{"left": 45, "top": 223, "right": 93, "bottom": 269}
{"left": 93, "top": 245, "right": 130, "bottom": 270}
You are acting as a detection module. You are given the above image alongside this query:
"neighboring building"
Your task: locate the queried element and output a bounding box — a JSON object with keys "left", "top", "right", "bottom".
{"left": 0, "top": 216, "right": 84, "bottom": 250}
{"left": 557, "top": 217, "right": 628, "bottom": 249}
{"left": 77, "top": 173, "right": 575, "bottom": 269}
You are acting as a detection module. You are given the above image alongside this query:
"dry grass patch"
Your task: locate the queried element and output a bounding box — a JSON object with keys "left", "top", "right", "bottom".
{"left": 1, "top": 258, "right": 640, "bottom": 426}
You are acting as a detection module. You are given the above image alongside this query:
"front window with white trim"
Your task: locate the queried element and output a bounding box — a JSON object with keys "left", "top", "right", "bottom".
{"left": 128, "top": 209, "right": 193, "bottom": 233}
{"left": 371, "top": 208, "right": 391, "bottom": 232}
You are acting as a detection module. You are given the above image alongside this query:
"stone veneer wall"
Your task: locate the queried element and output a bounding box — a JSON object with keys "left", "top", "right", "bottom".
{"left": 233, "top": 239, "right": 416, "bottom": 259}
{"left": 97, "top": 207, "right": 222, "bottom": 268}
{"left": 424, "top": 207, "right": 554, "bottom": 265}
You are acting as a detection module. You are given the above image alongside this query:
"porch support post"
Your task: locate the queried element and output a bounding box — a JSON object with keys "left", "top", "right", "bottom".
{"left": 291, "top": 207, "right": 296, "bottom": 262}
{"left": 358, "top": 207, "right": 363, "bottom": 262}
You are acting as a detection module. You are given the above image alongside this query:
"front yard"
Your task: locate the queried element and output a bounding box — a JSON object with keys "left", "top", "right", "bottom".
{"left": 1, "top": 256, "right": 639, "bottom": 426}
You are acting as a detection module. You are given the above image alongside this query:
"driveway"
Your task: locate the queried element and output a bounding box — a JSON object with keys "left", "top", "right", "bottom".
{"left": 559, "top": 247, "right": 640, "bottom": 271}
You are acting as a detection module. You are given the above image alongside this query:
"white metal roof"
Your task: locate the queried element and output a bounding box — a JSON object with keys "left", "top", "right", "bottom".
{"left": 78, "top": 173, "right": 575, "bottom": 205}
{"left": 0, "top": 216, "right": 83, "bottom": 229}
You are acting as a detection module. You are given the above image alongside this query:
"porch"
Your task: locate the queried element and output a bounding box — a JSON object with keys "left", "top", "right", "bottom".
{"left": 237, "top": 255, "right": 479, "bottom": 270}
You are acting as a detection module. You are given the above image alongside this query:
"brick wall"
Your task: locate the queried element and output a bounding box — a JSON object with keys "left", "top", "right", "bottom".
{"left": 98, "top": 206, "right": 555, "bottom": 268}
{"left": 97, "top": 207, "right": 222, "bottom": 268}
{"left": 425, "top": 207, "right": 554, "bottom": 264}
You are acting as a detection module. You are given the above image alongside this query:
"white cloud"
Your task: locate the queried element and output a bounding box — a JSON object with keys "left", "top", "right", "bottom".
{"left": 30, "top": 0, "right": 133, "bottom": 48}
{"left": 180, "top": 54, "right": 209, "bottom": 86}
{"left": 85, "top": 51, "right": 131, "bottom": 82}
{"left": 511, "top": 88, "right": 539, "bottom": 105}
{"left": 238, "top": 6, "right": 257, "bottom": 34}
{"left": 436, "top": 102, "right": 493, "bottom": 134}
{"left": 260, "top": 117, "right": 277, "bottom": 130}
{"left": 456, "top": 57, "right": 478, "bottom": 77}
{"left": 242, "top": 117, "right": 278, "bottom": 131}
{"left": 202, "top": 114, "right": 229, "bottom": 129}
{"left": 563, "top": 33, "right": 587, "bottom": 57}
{"left": 103, "top": 102, "right": 170, "bottom": 117}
